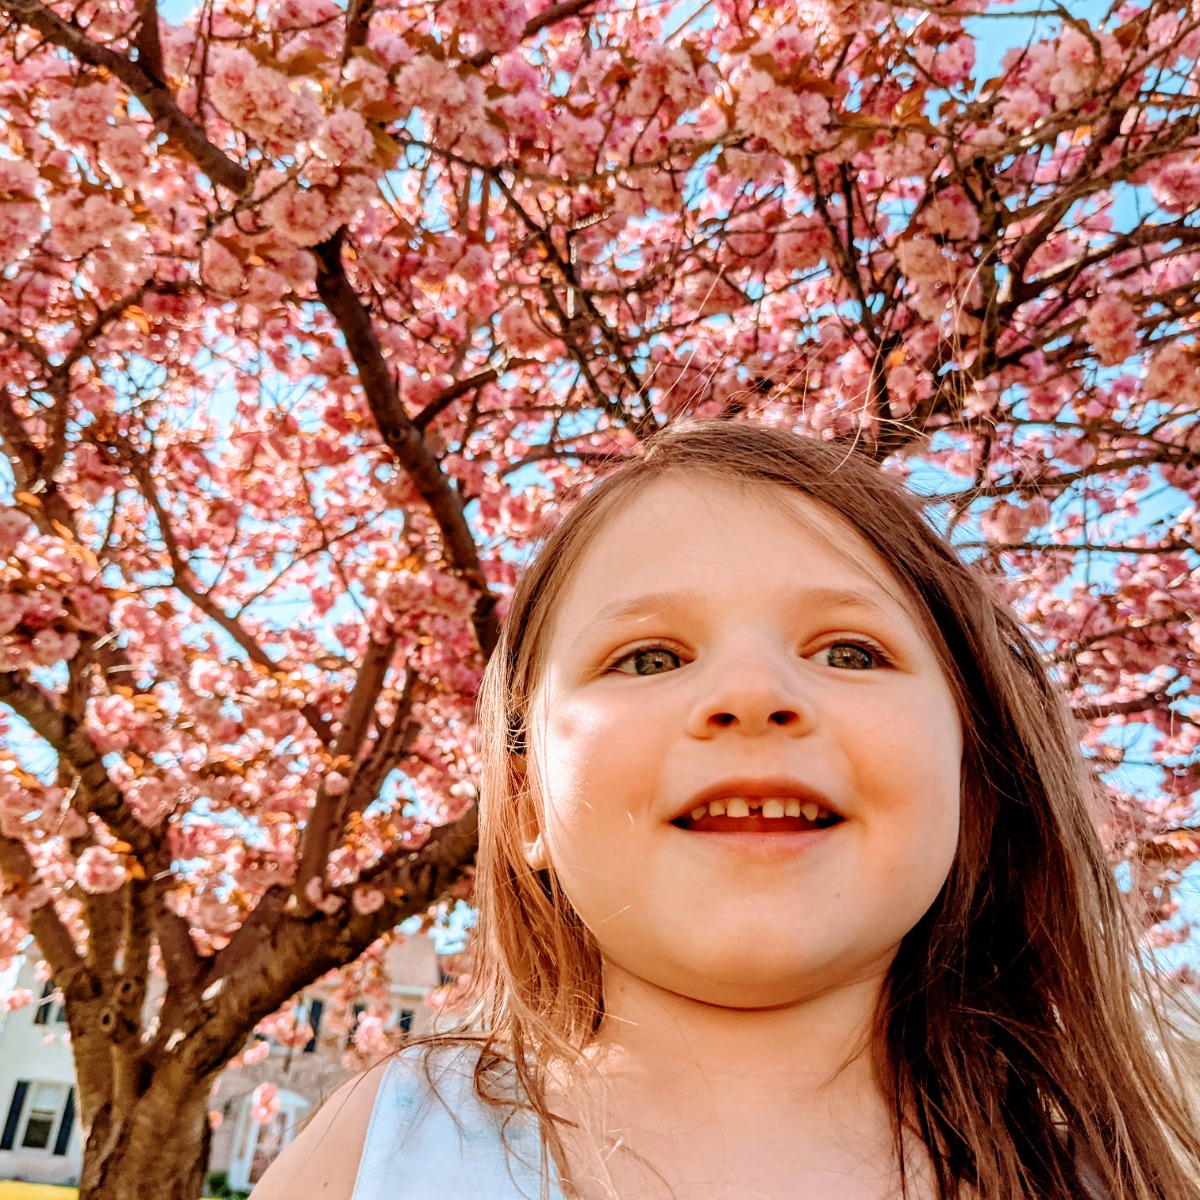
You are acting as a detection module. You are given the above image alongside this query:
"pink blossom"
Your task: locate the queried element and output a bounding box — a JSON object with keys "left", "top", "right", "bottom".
{"left": 314, "top": 109, "right": 373, "bottom": 167}
{"left": 0, "top": 159, "right": 39, "bottom": 198}
{"left": 97, "top": 123, "right": 147, "bottom": 182}
{"left": 1150, "top": 159, "right": 1200, "bottom": 214}
{"left": 49, "top": 194, "right": 135, "bottom": 258}
{"left": 394, "top": 56, "right": 467, "bottom": 123}
{"left": 1085, "top": 294, "right": 1139, "bottom": 367}
{"left": 0, "top": 509, "right": 31, "bottom": 555}
{"left": 444, "top": 0, "right": 528, "bottom": 55}
{"left": 618, "top": 44, "right": 706, "bottom": 119}
{"left": 0, "top": 195, "right": 41, "bottom": 264}
{"left": 271, "top": 0, "right": 342, "bottom": 37}
{"left": 242, "top": 1039, "right": 271, "bottom": 1065}
{"left": 981, "top": 498, "right": 1053, "bottom": 543}
{"left": 497, "top": 304, "right": 558, "bottom": 356}
{"left": 31, "top": 629, "right": 80, "bottom": 665}
{"left": 774, "top": 228, "right": 828, "bottom": 274}
{"left": 261, "top": 185, "right": 339, "bottom": 247}
{"left": 914, "top": 36, "right": 975, "bottom": 87}
{"left": 749, "top": 25, "right": 815, "bottom": 71}
{"left": 895, "top": 237, "right": 951, "bottom": 284}
{"left": 1144, "top": 344, "right": 1200, "bottom": 404}
{"left": 245, "top": 267, "right": 288, "bottom": 308}
{"left": 76, "top": 845, "right": 125, "bottom": 895}
{"left": 67, "top": 586, "right": 112, "bottom": 632}
{"left": 342, "top": 55, "right": 390, "bottom": 104}
{"left": 207, "top": 47, "right": 321, "bottom": 147}
{"left": 452, "top": 244, "right": 493, "bottom": 284}
{"left": 553, "top": 111, "right": 605, "bottom": 175}
{"left": 735, "top": 70, "right": 830, "bottom": 156}
{"left": 1, "top": 988, "right": 33, "bottom": 1012}
{"left": 324, "top": 770, "right": 350, "bottom": 797}
{"left": 351, "top": 1012, "right": 390, "bottom": 1057}
{"left": 47, "top": 80, "right": 118, "bottom": 145}
{"left": 351, "top": 886, "right": 385, "bottom": 915}
{"left": 995, "top": 86, "right": 1047, "bottom": 132}
{"left": 271, "top": 248, "right": 316, "bottom": 290}
{"left": 249, "top": 1082, "right": 280, "bottom": 1125}
{"left": 920, "top": 187, "right": 980, "bottom": 242}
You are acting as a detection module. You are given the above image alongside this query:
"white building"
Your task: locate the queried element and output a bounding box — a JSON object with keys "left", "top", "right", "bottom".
{"left": 0, "top": 936, "right": 443, "bottom": 1192}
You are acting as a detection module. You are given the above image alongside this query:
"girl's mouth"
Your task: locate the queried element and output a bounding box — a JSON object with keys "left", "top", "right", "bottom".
{"left": 671, "top": 797, "right": 844, "bottom": 834}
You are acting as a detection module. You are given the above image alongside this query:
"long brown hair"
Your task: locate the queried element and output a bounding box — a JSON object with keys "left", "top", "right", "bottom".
{"left": 432, "top": 419, "right": 1199, "bottom": 1199}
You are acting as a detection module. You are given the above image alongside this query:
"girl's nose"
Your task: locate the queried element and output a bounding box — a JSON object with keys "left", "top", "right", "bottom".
{"left": 683, "top": 646, "right": 818, "bottom": 739}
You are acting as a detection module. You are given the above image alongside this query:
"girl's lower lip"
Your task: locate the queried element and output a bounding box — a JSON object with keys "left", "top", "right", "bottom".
{"left": 673, "top": 825, "right": 841, "bottom": 856}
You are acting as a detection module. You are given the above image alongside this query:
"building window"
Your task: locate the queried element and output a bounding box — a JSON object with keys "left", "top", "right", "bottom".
{"left": 302, "top": 998, "right": 324, "bottom": 1054}
{"left": 32, "top": 982, "right": 66, "bottom": 1027}
{"left": 396, "top": 1008, "right": 414, "bottom": 1034}
{"left": 343, "top": 1002, "right": 366, "bottom": 1050}
{"left": 0, "top": 1081, "right": 74, "bottom": 1155}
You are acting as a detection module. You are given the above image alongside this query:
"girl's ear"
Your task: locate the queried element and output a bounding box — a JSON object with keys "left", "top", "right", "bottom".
{"left": 523, "top": 831, "right": 549, "bottom": 872}
{"left": 511, "top": 754, "right": 549, "bottom": 871}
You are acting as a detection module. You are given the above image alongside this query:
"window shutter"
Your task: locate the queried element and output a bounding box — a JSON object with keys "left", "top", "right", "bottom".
{"left": 303, "top": 999, "right": 324, "bottom": 1053}
{"left": 0, "top": 1081, "right": 29, "bottom": 1152}
{"left": 53, "top": 1089, "right": 74, "bottom": 1156}
{"left": 33, "top": 982, "right": 54, "bottom": 1027}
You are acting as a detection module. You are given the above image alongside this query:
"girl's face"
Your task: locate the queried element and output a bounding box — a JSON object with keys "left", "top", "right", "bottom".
{"left": 523, "top": 475, "right": 963, "bottom": 1010}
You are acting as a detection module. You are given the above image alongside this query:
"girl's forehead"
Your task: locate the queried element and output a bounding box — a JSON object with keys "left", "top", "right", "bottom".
{"left": 552, "top": 474, "right": 919, "bottom": 630}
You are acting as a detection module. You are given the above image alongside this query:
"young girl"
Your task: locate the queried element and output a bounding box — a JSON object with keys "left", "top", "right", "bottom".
{"left": 253, "top": 421, "right": 1200, "bottom": 1200}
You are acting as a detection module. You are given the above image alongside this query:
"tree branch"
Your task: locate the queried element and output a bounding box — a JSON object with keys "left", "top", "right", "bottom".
{"left": 467, "top": 0, "right": 597, "bottom": 66}
{"left": 1073, "top": 691, "right": 1175, "bottom": 721}
{"left": 0, "top": 832, "right": 85, "bottom": 985}
{"left": 183, "top": 806, "right": 478, "bottom": 1076}
{"left": 294, "top": 637, "right": 399, "bottom": 902}
{"left": 312, "top": 231, "right": 500, "bottom": 655}
{"left": 0, "top": 0, "right": 248, "bottom": 195}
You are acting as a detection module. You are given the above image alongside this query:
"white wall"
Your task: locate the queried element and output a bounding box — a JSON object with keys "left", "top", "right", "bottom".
{"left": 0, "top": 957, "right": 81, "bottom": 1185}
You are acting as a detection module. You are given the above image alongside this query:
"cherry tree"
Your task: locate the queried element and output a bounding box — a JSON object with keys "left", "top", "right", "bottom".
{"left": 0, "top": 0, "right": 1198, "bottom": 1195}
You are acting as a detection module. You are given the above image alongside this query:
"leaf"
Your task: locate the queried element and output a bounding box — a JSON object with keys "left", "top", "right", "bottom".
{"left": 371, "top": 127, "right": 403, "bottom": 168}
{"left": 282, "top": 47, "right": 330, "bottom": 77}
{"left": 126, "top": 306, "right": 151, "bottom": 334}
{"left": 14, "top": 491, "right": 43, "bottom": 508}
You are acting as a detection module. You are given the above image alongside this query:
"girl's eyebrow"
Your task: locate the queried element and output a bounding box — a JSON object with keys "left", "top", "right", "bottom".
{"left": 583, "top": 584, "right": 902, "bottom": 633}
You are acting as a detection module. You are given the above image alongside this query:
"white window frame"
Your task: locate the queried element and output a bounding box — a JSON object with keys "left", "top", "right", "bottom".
{"left": 15, "top": 1081, "right": 70, "bottom": 1153}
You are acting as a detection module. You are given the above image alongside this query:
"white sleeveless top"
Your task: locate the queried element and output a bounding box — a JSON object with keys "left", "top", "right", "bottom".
{"left": 351, "top": 1045, "right": 564, "bottom": 1200}
{"left": 351, "top": 1045, "right": 1109, "bottom": 1200}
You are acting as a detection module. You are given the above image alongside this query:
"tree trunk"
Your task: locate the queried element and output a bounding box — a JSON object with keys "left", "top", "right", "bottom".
{"left": 76, "top": 1068, "right": 216, "bottom": 1200}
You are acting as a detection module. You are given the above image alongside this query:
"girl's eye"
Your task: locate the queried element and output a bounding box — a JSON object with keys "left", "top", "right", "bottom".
{"left": 816, "top": 640, "right": 886, "bottom": 670}
{"left": 610, "top": 646, "right": 684, "bottom": 676}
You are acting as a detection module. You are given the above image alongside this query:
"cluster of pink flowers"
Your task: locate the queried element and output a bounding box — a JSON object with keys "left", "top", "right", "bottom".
{"left": 1144, "top": 343, "right": 1200, "bottom": 407}
{"left": 249, "top": 1082, "right": 281, "bottom": 1126}
{"left": 443, "top": 0, "right": 528, "bottom": 55}
{"left": 207, "top": 47, "right": 322, "bottom": 150}
{"left": 75, "top": 845, "right": 126, "bottom": 895}
{"left": 46, "top": 79, "right": 118, "bottom": 146}
{"left": 48, "top": 194, "right": 137, "bottom": 260}
{"left": 1085, "top": 294, "right": 1140, "bottom": 368}
{"left": 734, "top": 68, "right": 831, "bottom": 156}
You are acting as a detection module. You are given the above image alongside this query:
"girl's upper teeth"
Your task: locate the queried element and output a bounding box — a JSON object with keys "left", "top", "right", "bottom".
{"left": 687, "top": 798, "right": 831, "bottom": 821}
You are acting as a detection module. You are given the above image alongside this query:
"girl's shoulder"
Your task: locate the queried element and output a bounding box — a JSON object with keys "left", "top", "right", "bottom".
{"left": 353, "top": 1040, "right": 555, "bottom": 1200}
{"left": 251, "top": 1040, "right": 555, "bottom": 1200}
{"left": 248, "top": 1051, "right": 393, "bottom": 1200}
